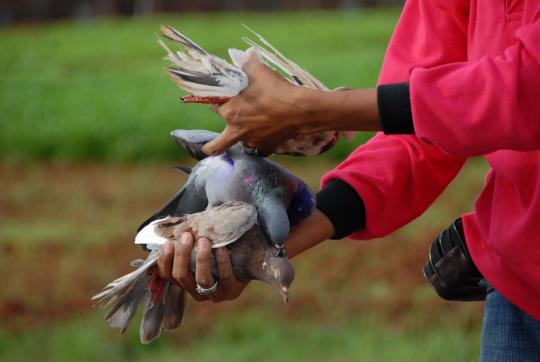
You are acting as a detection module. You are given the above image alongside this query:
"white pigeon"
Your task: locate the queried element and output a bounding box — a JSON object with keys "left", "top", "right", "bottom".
{"left": 158, "top": 25, "right": 355, "bottom": 156}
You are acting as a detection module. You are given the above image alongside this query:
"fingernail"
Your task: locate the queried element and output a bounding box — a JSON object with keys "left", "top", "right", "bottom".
{"left": 199, "top": 238, "right": 209, "bottom": 250}
{"left": 165, "top": 242, "right": 173, "bottom": 254}
{"left": 181, "top": 233, "right": 191, "bottom": 245}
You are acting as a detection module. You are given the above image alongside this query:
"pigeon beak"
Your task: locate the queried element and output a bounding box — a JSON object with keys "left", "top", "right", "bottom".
{"left": 280, "top": 287, "right": 289, "bottom": 304}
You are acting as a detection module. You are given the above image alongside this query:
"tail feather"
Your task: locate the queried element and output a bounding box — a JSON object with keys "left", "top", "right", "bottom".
{"left": 161, "top": 284, "right": 187, "bottom": 331}
{"left": 106, "top": 274, "right": 151, "bottom": 334}
{"left": 173, "top": 165, "right": 192, "bottom": 175}
{"left": 140, "top": 283, "right": 169, "bottom": 344}
{"left": 92, "top": 249, "right": 186, "bottom": 343}
{"left": 92, "top": 251, "right": 159, "bottom": 307}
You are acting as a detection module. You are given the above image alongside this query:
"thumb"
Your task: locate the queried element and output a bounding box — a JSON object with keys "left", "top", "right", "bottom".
{"left": 202, "top": 126, "right": 242, "bottom": 156}
{"left": 242, "top": 48, "right": 264, "bottom": 72}
{"left": 242, "top": 49, "right": 286, "bottom": 85}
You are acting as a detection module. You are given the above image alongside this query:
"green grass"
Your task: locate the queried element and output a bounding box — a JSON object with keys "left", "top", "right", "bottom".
{"left": 0, "top": 310, "right": 481, "bottom": 362}
{"left": 0, "top": 10, "right": 400, "bottom": 161}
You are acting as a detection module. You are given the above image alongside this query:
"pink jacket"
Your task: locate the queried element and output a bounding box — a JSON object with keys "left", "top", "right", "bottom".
{"left": 322, "top": 0, "right": 540, "bottom": 320}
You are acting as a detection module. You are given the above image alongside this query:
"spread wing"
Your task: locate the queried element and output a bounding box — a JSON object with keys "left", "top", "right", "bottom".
{"left": 241, "top": 25, "right": 329, "bottom": 91}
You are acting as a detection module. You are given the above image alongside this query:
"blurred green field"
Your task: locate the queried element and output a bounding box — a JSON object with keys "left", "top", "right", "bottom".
{"left": 0, "top": 8, "right": 491, "bottom": 362}
{"left": 0, "top": 10, "right": 397, "bottom": 162}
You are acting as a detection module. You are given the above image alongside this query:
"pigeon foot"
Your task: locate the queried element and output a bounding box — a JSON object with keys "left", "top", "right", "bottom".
{"left": 181, "top": 95, "right": 230, "bottom": 104}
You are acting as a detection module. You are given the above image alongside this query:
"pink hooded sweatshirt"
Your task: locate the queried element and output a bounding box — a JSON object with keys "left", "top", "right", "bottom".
{"left": 322, "top": 0, "right": 540, "bottom": 320}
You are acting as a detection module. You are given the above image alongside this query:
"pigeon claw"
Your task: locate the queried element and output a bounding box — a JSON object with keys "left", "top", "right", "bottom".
{"left": 181, "top": 95, "right": 231, "bottom": 104}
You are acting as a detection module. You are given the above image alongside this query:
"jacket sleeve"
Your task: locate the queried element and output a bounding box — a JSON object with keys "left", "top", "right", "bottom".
{"left": 411, "top": 19, "right": 540, "bottom": 157}
{"left": 318, "top": 0, "right": 468, "bottom": 239}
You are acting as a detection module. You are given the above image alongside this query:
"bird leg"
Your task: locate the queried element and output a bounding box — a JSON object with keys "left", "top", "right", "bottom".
{"left": 181, "top": 95, "right": 230, "bottom": 104}
{"left": 148, "top": 270, "right": 166, "bottom": 306}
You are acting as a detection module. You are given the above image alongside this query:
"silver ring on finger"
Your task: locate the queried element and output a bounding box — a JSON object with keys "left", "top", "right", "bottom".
{"left": 196, "top": 281, "right": 218, "bottom": 296}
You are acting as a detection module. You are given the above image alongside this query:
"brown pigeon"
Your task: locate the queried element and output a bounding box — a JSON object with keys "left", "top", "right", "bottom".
{"left": 92, "top": 202, "right": 294, "bottom": 344}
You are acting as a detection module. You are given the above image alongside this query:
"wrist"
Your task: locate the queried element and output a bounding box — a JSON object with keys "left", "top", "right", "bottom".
{"left": 285, "top": 209, "right": 334, "bottom": 258}
{"left": 316, "top": 179, "right": 366, "bottom": 239}
{"left": 290, "top": 87, "right": 381, "bottom": 134}
{"left": 293, "top": 87, "right": 330, "bottom": 134}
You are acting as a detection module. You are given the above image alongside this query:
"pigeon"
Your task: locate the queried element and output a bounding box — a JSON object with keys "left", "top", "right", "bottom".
{"left": 157, "top": 25, "right": 355, "bottom": 156}
{"left": 92, "top": 202, "right": 295, "bottom": 344}
{"left": 137, "top": 129, "right": 316, "bottom": 257}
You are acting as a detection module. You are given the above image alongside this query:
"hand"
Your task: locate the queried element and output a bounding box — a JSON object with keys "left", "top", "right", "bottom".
{"left": 202, "top": 52, "right": 321, "bottom": 156}
{"left": 157, "top": 232, "right": 249, "bottom": 302}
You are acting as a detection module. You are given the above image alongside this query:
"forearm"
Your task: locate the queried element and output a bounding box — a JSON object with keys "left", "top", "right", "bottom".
{"left": 286, "top": 179, "right": 367, "bottom": 257}
{"left": 299, "top": 87, "right": 381, "bottom": 133}
{"left": 297, "top": 84, "right": 415, "bottom": 136}
{"left": 285, "top": 209, "right": 335, "bottom": 258}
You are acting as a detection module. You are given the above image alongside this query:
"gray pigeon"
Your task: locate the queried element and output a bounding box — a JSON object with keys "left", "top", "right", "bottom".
{"left": 92, "top": 202, "right": 295, "bottom": 344}
{"left": 158, "top": 25, "right": 355, "bottom": 156}
{"left": 138, "top": 129, "right": 316, "bottom": 257}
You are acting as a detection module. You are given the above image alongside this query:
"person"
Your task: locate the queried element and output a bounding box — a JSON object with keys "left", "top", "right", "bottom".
{"left": 157, "top": 0, "right": 540, "bottom": 359}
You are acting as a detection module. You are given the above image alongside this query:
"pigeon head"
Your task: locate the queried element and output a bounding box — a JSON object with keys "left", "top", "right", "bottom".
{"left": 260, "top": 256, "right": 295, "bottom": 303}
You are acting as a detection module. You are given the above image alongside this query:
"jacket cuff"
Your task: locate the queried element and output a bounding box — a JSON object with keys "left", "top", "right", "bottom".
{"left": 377, "top": 82, "right": 415, "bottom": 134}
{"left": 316, "top": 179, "right": 366, "bottom": 239}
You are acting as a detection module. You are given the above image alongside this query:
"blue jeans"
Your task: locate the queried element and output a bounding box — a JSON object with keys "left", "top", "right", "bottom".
{"left": 481, "top": 283, "right": 540, "bottom": 361}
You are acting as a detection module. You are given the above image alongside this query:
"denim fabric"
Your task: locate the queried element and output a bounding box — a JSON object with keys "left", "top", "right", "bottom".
{"left": 480, "top": 283, "right": 540, "bottom": 361}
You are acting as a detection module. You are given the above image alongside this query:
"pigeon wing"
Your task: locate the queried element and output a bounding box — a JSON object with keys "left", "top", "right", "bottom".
{"left": 151, "top": 202, "right": 257, "bottom": 248}
{"left": 177, "top": 202, "right": 258, "bottom": 248}
{"left": 136, "top": 178, "right": 208, "bottom": 246}
{"left": 205, "top": 202, "right": 258, "bottom": 248}
{"left": 240, "top": 27, "right": 357, "bottom": 154}
{"left": 241, "top": 25, "right": 329, "bottom": 91}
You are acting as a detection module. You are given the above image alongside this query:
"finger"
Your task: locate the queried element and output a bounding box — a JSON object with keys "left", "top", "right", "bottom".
{"left": 157, "top": 241, "right": 174, "bottom": 280}
{"left": 242, "top": 49, "right": 284, "bottom": 82}
{"left": 202, "top": 126, "right": 242, "bottom": 156}
{"left": 215, "top": 247, "right": 236, "bottom": 286}
{"left": 195, "top": 238, "right": 215, "bottom": 289}
{"left": 171, "top": 233, "right": 198, "bottom": 294}
{"left": 241, "top": 48, "right": 264, "bottom": 73}
{"left": 211, "top": 248, "right": 241, "bottom": 303}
